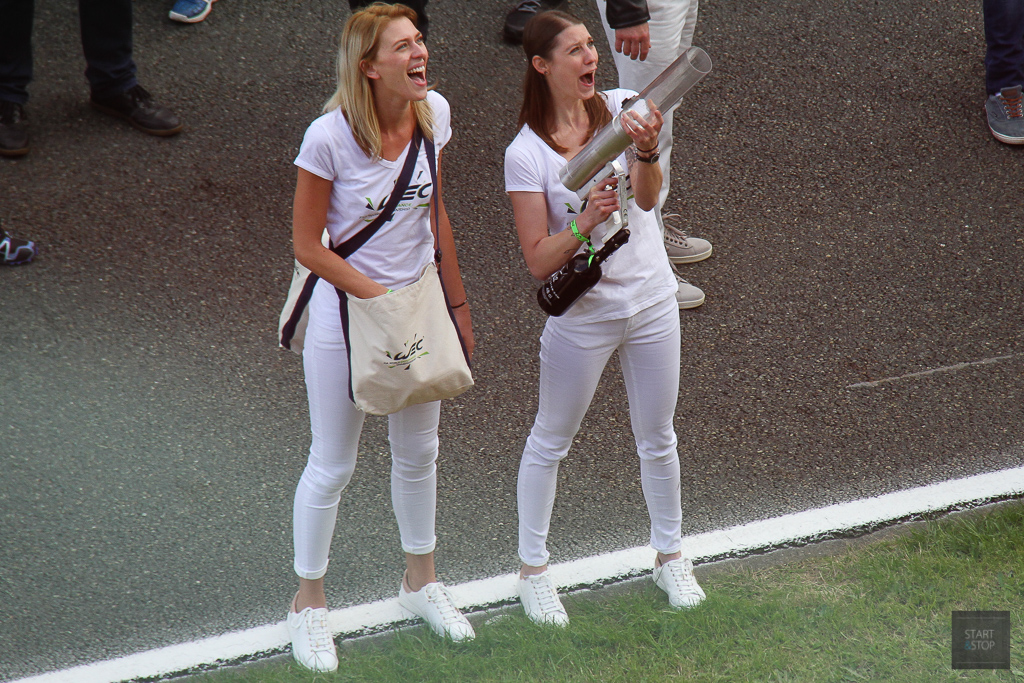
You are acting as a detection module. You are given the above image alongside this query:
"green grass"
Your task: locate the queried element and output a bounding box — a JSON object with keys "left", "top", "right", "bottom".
{"left": 193, "top": 503, "right": 1024, "bottom": 682}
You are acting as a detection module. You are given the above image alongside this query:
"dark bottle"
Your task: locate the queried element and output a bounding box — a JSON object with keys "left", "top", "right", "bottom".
{"left": 537, "top": 228, "right": 630, "bottom": 316}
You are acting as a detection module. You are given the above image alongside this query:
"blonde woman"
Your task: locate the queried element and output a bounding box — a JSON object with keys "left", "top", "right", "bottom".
{"left": 287, "top": 3, "right": 475, "bottom": 671}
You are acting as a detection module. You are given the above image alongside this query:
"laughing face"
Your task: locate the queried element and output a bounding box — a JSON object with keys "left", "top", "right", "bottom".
{"left": 362, "top": 17, "right": 429, "bottom": 102}
{"left": 537, "top": 23, "right": 598, "bottom": 100}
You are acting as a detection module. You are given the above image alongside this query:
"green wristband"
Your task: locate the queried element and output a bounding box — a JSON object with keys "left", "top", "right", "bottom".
{"left": 569, "top": 219, "right": 588, "bottom": 243}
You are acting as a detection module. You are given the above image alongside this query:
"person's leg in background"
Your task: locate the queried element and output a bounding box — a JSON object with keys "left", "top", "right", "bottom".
{"left": 597, "top": 0, "right": 711, "bottom": 309}
{"left": 350, "top": 0, "right": 429, "bottom": 37}
{"left": 79, "top": 0, "right": 136, "bottom": 99}
{"left": 81, "top": 0, "right": 182, "bottom": 136}
{"left": 0, "top": 0, "right": 34, "bottom": 156}
{"left": 983, "top": 0, "right": 1024, "bottom": 144}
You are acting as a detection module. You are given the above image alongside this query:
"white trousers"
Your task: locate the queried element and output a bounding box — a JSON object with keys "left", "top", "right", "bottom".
{"left": 596, "top": 0, "right": 699, "bottom": 233}
{"left": 293, "top": 305, "right": 440, "bottom": 580}
{"left": 517, "top": 296, "right": 683, "bottom": 566}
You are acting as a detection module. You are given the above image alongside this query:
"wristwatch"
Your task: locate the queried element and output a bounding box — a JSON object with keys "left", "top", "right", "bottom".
{"left": 636, "top": 150, "right": 660, "bottom": 164}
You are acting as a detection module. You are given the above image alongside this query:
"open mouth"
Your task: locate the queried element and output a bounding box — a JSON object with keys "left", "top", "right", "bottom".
{"left": 579, "top": 71, "right": 595, "bottom": 88}
{"left": 408, "top": 64, "right": 427, "bottom": 86}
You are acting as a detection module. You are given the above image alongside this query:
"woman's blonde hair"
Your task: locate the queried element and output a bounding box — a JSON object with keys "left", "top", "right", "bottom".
{"left": 325, "top": 3, "right": 434, "bottom": 160}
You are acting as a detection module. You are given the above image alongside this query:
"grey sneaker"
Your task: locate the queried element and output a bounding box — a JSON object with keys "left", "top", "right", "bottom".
{"left": 663, "top": 216, "right": 712, "bottom": 264}
{"left": 672, "top": 265, "right": 705, "bottom": 309}
{"left": 986, "top": 85, "right": 1024, "bottom": 145}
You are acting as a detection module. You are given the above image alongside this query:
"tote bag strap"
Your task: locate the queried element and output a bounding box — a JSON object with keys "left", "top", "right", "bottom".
{"left": 423, "top": 135, "right": 440, "bottom": 263}
{"left": 279, "top": 129, "right": 423, "bottom": 349}
{"left": 423, "top": 135, "right": 471, "bottom": 367}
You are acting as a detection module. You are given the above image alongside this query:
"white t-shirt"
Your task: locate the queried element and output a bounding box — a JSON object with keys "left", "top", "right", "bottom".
{"left": 504, "top": 89, "right": 676, "bottom": 324}
{"left": 295, "top": 91, "right": 452, "bottom": 330}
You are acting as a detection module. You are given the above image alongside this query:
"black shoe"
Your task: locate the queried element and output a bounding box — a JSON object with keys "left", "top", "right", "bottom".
{"left": 0, "top": 100, "right": 29, "bottom": 158}
{"left": 90, "top": 84, "right": 183, "bottom": 137}
{"left": 503, "top": 0, "right": 565, "bottom": 44}
{"left": 1, "top": 230, "right": 37, "bottom": 265}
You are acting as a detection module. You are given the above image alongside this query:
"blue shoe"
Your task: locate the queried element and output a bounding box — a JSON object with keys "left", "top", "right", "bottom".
{"left": 985, "top": 85, "right": 1024, "bottom": 145}
{"left": 1, "top": 230, "right": 37, "bottom": 265}
{"left": 169, "top": 0, "right": 215, "bottom": 23}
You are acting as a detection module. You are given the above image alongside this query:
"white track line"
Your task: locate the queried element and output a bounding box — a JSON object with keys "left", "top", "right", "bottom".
{"left": 14, "top": 465, "right": 1024, "bottom": 683}
{"left": 846, "top": 354, "right": 1017, "bottom": 389}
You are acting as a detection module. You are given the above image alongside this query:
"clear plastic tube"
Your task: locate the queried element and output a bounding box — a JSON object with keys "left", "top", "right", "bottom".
{"left": 560, "top": 46, "right": 713, "bottom": 193}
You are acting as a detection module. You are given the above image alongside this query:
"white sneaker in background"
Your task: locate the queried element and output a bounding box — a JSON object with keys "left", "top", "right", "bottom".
{"left": 663, "top": 218, "right": 712, "bottom": 264}
{"left": 672, "top": 264, "right": 706, "bottom": 309}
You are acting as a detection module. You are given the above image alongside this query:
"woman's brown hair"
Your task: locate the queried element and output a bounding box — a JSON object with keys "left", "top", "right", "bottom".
{"left": 517, "top": 10, "right": 611, "bottom": 154}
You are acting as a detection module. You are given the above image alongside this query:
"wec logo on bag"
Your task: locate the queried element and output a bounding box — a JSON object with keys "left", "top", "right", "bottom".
{"left": 384, "top": 334, "right": 429, "bottom": 369}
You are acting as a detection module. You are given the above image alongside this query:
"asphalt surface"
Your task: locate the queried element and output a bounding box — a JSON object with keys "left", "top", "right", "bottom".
{"left": 1, "top": 0, "right": 1022, "bottom": 679}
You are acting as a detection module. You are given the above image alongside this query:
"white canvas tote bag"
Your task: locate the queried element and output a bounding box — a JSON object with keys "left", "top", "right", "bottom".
{"left": 344, "top": 262, "right": 473, "bottom": 415}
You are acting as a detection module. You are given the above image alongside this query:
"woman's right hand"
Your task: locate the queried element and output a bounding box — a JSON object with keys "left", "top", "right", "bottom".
{"left": 576, "top": 178, "right": 620, "bottom": 235}
{"left": 362, "top": 283, "right": 390, "bottom": 299}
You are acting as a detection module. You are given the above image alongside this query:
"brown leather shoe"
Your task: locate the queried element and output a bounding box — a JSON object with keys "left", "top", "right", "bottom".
{"left": 0, "top": 100, "right": 29, "bottom": 157}
{"left": 90, "top": 84, "right": 183, "bottom": 137}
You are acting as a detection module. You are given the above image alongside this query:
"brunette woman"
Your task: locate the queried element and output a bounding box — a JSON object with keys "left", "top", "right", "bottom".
{"left": 504, "top": 10, "right": 705, "bottom": 626}
{"left": 287, "top": 4, "right": 475, "bottom": 671}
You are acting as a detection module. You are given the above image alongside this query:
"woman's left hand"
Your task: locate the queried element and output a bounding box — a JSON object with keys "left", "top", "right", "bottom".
{"left": 453, "top": 304, "right": 474, "bottom": 362}
{"left": 621, "top": 101, "right": 664, "bottom": 152}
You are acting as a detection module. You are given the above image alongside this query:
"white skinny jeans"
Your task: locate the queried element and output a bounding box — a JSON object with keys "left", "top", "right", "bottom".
{"left": 293, "top": 299, "right": 440, "bottom": 580}
{"left": 596, "top": 0, "right": 699, "bottom": 234}
{"left": 518, "top": 296, "right": 683, "bottom": 567}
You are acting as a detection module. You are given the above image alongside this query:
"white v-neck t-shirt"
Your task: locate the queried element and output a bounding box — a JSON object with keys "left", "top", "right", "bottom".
{"left": 294, "top": 91, "right": 451, "bottom": 330}
{"left": 288, "top": 90, "right": 448, "bottom": 290}
{"left": 504, "top": 89, "right": 676, "bottom": 324}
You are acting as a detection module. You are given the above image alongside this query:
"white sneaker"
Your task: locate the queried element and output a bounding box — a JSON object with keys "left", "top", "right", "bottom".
{"left": 398, "top": 581, "right": 476, "bottom": 642}
{"left": 286, "top": 603, "right": 339, "bottom": 672}
{"left": 672, "top": 265, "right": 705, "bottom": 309}
{"left": 517, "top": 572, "right": 569, "bottom": 627}
{"left": 663, "top": 219, "right": 712, "bottom": 264}
{"left": 653, "top": 557, "right": 706, "bottom": 609}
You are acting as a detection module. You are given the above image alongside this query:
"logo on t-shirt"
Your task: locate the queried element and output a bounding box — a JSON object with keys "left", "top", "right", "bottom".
{"left": 362, "top": 182, "right": 434, "bottom": 222}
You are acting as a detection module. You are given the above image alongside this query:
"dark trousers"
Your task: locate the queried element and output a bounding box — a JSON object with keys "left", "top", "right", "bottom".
{"left": 349, "top": 0, "right": 429, "bottom": 37}
{"left": 984, "top": 0, "right": 1024, "bottom": 95}
{"left": 0, "top": 0, "right": 137, "bottom": 104}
